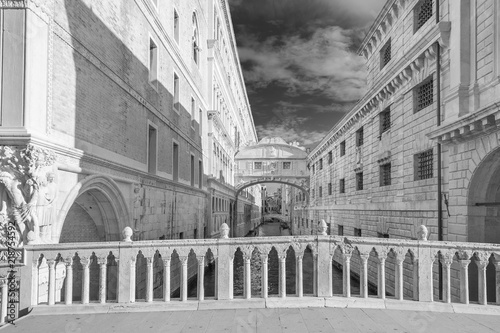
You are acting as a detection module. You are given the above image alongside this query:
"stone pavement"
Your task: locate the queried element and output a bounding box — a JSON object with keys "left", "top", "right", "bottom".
{"left": 2, "top": 307, "right": 500, "bottom": 333}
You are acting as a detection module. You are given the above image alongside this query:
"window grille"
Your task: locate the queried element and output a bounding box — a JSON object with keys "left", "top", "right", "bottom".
{"left": 356, "top": 127, "right": 364, "bottom": 147}
{"left": 339, "top": 178, "right": 345, "bottom": 194}
{"left": 254, "top": 162, "right": 262, "bottom": 170}
{"left": 283, "top": 162, "right": 291, "bottom": 169}
{"left": 328, "top": 151, "right": 333, "bottom": 164}
{"left": 380, "top": 163, "right": 391, "bottom": 186}
{"left": 328, "top": 183, "right": 332, "bottom": 195}
{"left": 354, "top": 228, "right": 362, "bottom": 237}
{"left": 415, "top": 78, "right": 433, "bottom": 112}
{"left": 416, "top": 149, "right": 433, "bottom": 180}
{"left": 380, "top": 108, "right": 391, "bottom": 136}
{"left": 338, "top": 225, "right": 344, "bottom": 236}
{"left": 415, "top": 0, "right": 433, "bottom": 31}
{"left": 356, "top": 172, "right": 363, "bottom": 191}
{"left": 340, "top": 141, "right": 346, "bottom": 156}
{"left": 381, "top": 40, "right": 391, "bottom": 68}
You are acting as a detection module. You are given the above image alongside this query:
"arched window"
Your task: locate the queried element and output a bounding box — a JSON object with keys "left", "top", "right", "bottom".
{"left": 192, "top": 13, "right": 200, "bottom": 64}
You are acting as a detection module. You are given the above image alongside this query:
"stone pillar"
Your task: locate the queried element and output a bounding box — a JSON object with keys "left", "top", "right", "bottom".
{"left": 81, "top": 258, "right": 91, "bottom": 305}
{"left": 296, "top": 255, "right": 303, "bottom": 298}
{"left": 279, "top": 255, "right": 286, "bottom": 298}
{"left": 228, "top": 255, "right": 234, "bottom": 300}
{"left": 163, "top": 258, "right": 171, "bottom": 302}
{"left": 441, "top": 256, "right": 453, "bottom": 304}
{"left": 312, "top": 254, "right": 318, "bottom": 296}
{"left": 98, "top": 258, "right": 107, "bottom": 304}
{"left": 459, "top": 259, "right": 470, "bottom": 304}
{"left": 198, "top": 256, "right": 205, "bottom": 301}
{"left": 494, "top": 256, "right": 500, "bottom": 305}
{"left": 47, "top": 260, "right": 56, "bottom": 306}
{"left": 244, "top": 255, "right": 251, "bottom": 299}
{"left": 395, "top": 258, "right": 404, "bottom": 301}
{"left": 1, "top": 278, "right": 7, "bottom": 324}
{"left": 377, "top": 255, "right": 386, "bottom": 299}
{"left": 475, "top": 255, "right": 489, "bottom": 306}
{"left": 180, "top": 257, "right": 188, "bottom": 302}
{"left": 343, "top": 253, "right": 351, "bottom": 298}
{"left": 129, "top": 257, "right": 136, "bottom": 303}
{"left": 146, "top": 257, "right": 154, "bottom": 303}
{"left": 261, "top": 254, "right": 268, "bottom": 299}
{"left": 65, "top": 260, "right": 73, "bottom": 305}
{"left": 412, "top": 259, "right": 419, "bottom": 301}
{"left": 417, "top": 247, "right": 435, "bottom": 302}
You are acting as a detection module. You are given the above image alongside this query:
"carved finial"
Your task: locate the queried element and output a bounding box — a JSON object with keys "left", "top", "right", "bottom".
{"left": 220, "top": 223, "right": 229, "bottom": 239}
{"left": 417, "top": 225, "right": 428, "bottom": 241}
{"left": 122, "top": 227, "right": 133, "bottom": 242}
{"left": 317, "top": 219, "right": 328, "bottom": 236}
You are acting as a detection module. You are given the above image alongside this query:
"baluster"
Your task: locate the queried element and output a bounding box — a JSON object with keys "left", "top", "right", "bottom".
{"left": 146, "top": 257, "right": 154, "bottom": 303}
{"left": 1, "top": 277, "right": 7, "bottom": 324}
{"left": 244, "top": 255, "right": 251, "bottom": 299}
{"left": 494, "top": 255, "right": 500, "bottom": 305}
{"left": 98, "top": 258, "right": 107, "bottom": 304}
{"left": 459, "top": 259, "right": 470, "bottom": 304}
{"left": 296, "top": 255, "right": 303, "bottom": 298}
{"left": 47, "top": 260, "right": 56, "bottom": 306}
{"left": 81, "top": 258, "right": 91, "bottom": 304}
{"left": 377, "top": 253, "right": 387, "bottom": 299}
{"left": 129, "top": 257, "right": 136, "bottom": 303}
{"left": 65, "top": 259, "right": 73, "bottom": 305}
{"left": 198, "top": 256, "right": 205, "bottom": 301}
{"left": 228, "top": 254, "right": 234, "bottom": 300}
{"left": 313, "top": 254, "right": 318, "bottom": 296}
{"left": 260, "top": 254, "right": 268, "bottom": 298}
{"left": 441, "top": 254, "right": 453, "bottom": 304}
{"left": 359, "top": 254, "right": 369, "bottom": 298}
{"left": 412, "top": 258, "right": 419, "bottom": 301}
{"left": 395, "top": 258, "right": 404, "bottom": 301}
{"left": 163, "top": 258, "right": 171, "bottom": 302}
{"left": 279, "top": 254, "right": 286, "bottom": 298}
{"left": 475, "top": 254, "right": 489, "bottom": 306}
{"left": 180, "top": 256, "right": 188, "bottom": 302}
{"left": 343, "top": 253, "right": 352, "bottom": 298}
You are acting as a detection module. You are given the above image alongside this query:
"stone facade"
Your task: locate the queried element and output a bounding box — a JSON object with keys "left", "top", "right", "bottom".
{"left": 0, "top": 0, "right": 260, "bottom": 246}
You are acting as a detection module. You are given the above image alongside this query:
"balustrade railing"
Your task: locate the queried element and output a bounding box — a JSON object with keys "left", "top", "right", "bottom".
{"left": 3, "top": 227, "right": 500, "bottom": 320}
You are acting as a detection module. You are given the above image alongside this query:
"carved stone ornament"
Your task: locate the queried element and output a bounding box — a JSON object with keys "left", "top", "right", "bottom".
{"left": 0, "top": 145, "right": 57, "bottom": 247}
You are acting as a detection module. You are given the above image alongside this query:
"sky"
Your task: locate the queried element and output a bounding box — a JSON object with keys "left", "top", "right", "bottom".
{"left": 229, "top": 0, "right": 386, "bottom": 148}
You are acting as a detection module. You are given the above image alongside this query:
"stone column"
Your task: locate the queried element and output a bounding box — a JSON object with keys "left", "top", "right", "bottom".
{"left": 494, "top": 256, "right": 500, "bottom": 305}
{"left": 180, "top": 256, "right": 188, "bottom": 302}
{"left": 412, "top": 258, "right": 419, "bottom": 301}
{"left": 377, "top": 255, "right": 386, "bottom": 299}
{"left": 395, "top": 258, "right": 404, "bottom": 301}
{"left": 146, "top": 257, "right": 154, "bottom": 303}
{"left": 359, "top": 254, "right": 369, "bottom": 298}
{"left": 1, "top": 277, "right": 7, "bottom": 324}
{"left": 296, "top": 255, "right": 303, "bottom": 298}
{"left": 343, "top": 253, "right": 352, "bottom": 298}
{"left": 65, "top": 260, "right": 73, "bottom": 305}
{"left": 475, "top": 254, "right": 489, "bottom": 306}
{"left": 441, "top": 257, "right": 453, "bottom": 304}
{"left": 198, "top": 256, "right": 205, "bottom": 301}
{"left": 261, "top": 254, "right": 268, "bottom": 298}
{"left": 244, "top": 255, "right": 251, "bottom": 299}
{"left": 459, "top": 259, "right": 470, "bottom": 304}
{"left": 228, "top": 255, "right": 234, "bottom": 300}
{"left": 98, "top": 258, "right": 107, "bottom": 304}
{"left": 129, "top": 257, "right": 136, "bottom": 303}
{"left": 279, "top": 255, "right": 286, "bottom": 298}
{"left": 163, "top": 258, "right": 171, "bottom": 302}
{"left": 81, "top": 258, "right": 91, "bottom": 305}
{"left": 47, "top": 260, "right": 56, "bottom": 306}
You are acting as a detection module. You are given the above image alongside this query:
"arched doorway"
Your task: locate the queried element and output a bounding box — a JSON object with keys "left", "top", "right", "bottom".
{"left": 54, "top": 175, "right": 130, "bottom": 243}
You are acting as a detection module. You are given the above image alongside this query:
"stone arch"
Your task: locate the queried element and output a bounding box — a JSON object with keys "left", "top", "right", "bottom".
{"left": 54, "top": 175, "right": 130, "bottom": 243}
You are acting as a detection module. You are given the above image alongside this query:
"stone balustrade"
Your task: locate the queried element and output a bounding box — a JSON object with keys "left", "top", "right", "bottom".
{"left": 4, "top": 232, "right": 500, "bottom": 319}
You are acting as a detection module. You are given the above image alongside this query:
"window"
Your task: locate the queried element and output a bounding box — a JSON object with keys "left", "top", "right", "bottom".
{"left": 378, "top": 232, "right": 389, "bottom": 238}
{"left": 380, "top": 163, "right": 391, "bottom": 186}
{"left": 191, "top": 97, "right": 196, "bottom": 123}
{"left": 254, "top": 162, "right": 262, "bottom": 170}
{"left": 148, "top": 125, "right": 157, "bottom": 174}
{"left": 199, "top": 160, "right": 203, "bottom": 189}
{"left": 312, "top": 189, "right": 315, "bottom": 198}
{"left": 356, "top": 172, "right": 364, "bottom": 191}
{"left": 328, "top": 183, "right": 332, "bottom": 195}
{"left": 319, "top": 186, "right": 323, "bottom": 198}
{"left": 328, "top": 151, "right": 333, "bottom": 164}
{"left": 414, "top": 0, "right": 433, "bottom": 32}
{"left": 283, "top": 162, "right": 291, "bottom": 170}
{"left": 339, "top": 178, "right": 345, "bottom": 194}
{"left": 354, "top": 228, "right": 362, "bottom": 237}
{"left": 319, "top": 158, "right": 323, "bottom": 170}
{"left": 173, "top": 142, "right": 179, "bottom": 181}
{"left": 199, "top": 109, "right": 203, "bottom": 131}
{"left": 174, "top": 9, "right": 180, "bottom": 43}
{"left": 190, "top": 155, "right": 195, "bottom": 187}
{"left": 380, "top": 107, "right": 391, "bottom": 137}
{"left": 338, "top": 225, "right": 344, "bottom": 236}
{"left": 414, "top": 76, "right": 434, "bottom": 112}
{"left": 149, "top": 38, "right": 158, "bottom": 86}
{"left": 356, "top": 127, "right": 364, "bottom": 147}
{"left": 302, "top": 218, "right": 304, "bottom": 227}
{"left": 340, "top": 141, "right": 346, "bottom": 156}
{"left": 192, "top": 13, "right": 200, "bottom": 64}
{"left": 179, "top": 232, "right": 184, "bottom": 240}
{"left": 415, "top": 149, "right": 433, "bottom": 180}
{"left": 312, "top": 164, "right": 315, "bottom": 175}
{"left": 173, "top": 73, "right": 180, "bottom": 111}
{"left": 380, "top": 39, "right": 391, "bottom": 69}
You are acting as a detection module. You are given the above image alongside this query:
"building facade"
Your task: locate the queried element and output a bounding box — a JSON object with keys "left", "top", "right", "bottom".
{"left": 0, "top": 0, "right": 260, "bottom": 246}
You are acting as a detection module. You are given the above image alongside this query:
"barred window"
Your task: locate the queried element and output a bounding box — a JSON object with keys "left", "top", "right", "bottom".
{"left": 319, "top": 158, "right": 323, "bottom": 170}
{"left": 380, "top": 39, "right": 391, "bottom": 69}
{"left": 338, "top": 225, "right": 344, "bottom": 236}
{"left": 380, "top": 107, "right": 391, "bottom": 136}
{"left": 415, "top": 77, "right": 433, "bottom": 112}
{"left": 380, "top": 163, "right": 391, "bottom": 186}
{"left": 356, "top": 172, "right": 364, "bottom": 191}
{"left": 339, "top": 178, "right": 345, "bottom": 194}
{"left": 283, "top": 162, "right": 291, "bottom": 169}
{"left": 356, "top": 127, "right": 364, "bottom": 147}
{"left": 415, "top": 149, "right": 433, "bottom": 180}
{"left": 415, "top": 0, "right": 433, "bottom": 32}
{"left": 254, "top": 162, "right": 262, "bottom": 169}
{"left": 319, "top": 186, "right": 323, "bottom": 198}
{"left": 354, "top": 228, "right": 362, "bottom": 237}
{"left": 340, "top": 141, "right": 346, "bottom": 156}
{"left": 328, "top": 151, "right": 333, "bottom": 164}
{"left": 328, "top": 183, "right": 332, "bottom": 195}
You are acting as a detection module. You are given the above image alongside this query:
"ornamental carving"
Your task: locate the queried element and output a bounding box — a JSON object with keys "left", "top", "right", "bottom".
{"left": 0, "top": 145, "right": 57, "bottom": 247}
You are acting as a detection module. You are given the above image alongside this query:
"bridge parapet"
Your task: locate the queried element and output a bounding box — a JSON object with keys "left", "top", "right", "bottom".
{"left": 4, "top": 232, "right": 500, "bottom": 319}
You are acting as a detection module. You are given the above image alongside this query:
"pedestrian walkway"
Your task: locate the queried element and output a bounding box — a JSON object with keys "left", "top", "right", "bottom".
{"left": 2, "top": 307, "right": 500, "bottom": 333}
